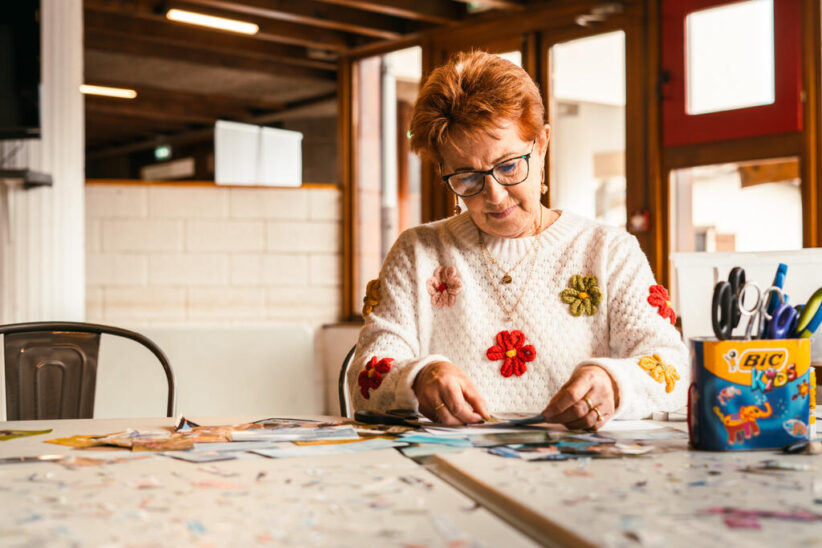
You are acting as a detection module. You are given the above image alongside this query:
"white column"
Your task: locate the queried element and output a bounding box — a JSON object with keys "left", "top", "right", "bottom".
{"left": 0, "top": 0, "right": 85, "bottom": 322}
{"left": 380, "top": 57, "right": 398, "bottom": 259}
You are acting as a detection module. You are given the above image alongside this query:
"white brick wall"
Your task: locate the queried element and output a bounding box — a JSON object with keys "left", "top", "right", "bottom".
{"left": 86, "top": 183, "right": 342, "bottom": 326}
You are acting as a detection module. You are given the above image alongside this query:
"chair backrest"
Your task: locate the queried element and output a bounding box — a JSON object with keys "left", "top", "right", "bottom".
{"left": 0, "top": 322, "right": 176, "bottom": 420}
{"left": 338, "top": 345, "right": 357, "bottom": 418}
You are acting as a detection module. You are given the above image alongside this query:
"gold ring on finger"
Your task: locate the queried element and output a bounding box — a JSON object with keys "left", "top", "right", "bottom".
{"left": 592, "top": 406, "right": 603, "bottom": 422}
{"left": 433, "top": 402, "right": 446, "bottom": 412}
{"left": 582, "top": 396, "right": 594, "bottom": 411}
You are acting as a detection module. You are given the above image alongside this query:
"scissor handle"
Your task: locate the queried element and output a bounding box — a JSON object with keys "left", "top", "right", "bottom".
{"left": 711, "top": 282, "right": 734, "bottom": 340}
{"left": 737, "top": 282, "right": 763, "bottom": 340}
{"left": 727, "top": 267, "right": 746, "bottom": 327}
{"left": 768, "top": 302, "right": 798, "bottom": 339}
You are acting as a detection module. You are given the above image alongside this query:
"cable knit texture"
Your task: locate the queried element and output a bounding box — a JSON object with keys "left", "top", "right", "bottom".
{"left": 348, "top": 210, "right": 689, "bottom": 419}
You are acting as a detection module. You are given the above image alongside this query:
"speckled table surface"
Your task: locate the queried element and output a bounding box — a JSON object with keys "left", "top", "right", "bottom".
{"left": 0, "top": 417, "right": 536, "bottom": 547}
{"left": 431, "top": 419, "right": 822, "bottom": 548}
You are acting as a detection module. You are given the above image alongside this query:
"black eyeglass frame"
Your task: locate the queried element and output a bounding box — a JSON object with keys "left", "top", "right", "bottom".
{"left": 440, "top": 140, "right": 536, "bottom": 198}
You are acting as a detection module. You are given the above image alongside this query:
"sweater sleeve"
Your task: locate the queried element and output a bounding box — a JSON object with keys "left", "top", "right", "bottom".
{"left": 577, "top": 232, "right": 690, "bottom": 420}
{"left": 348, "top": 230, "right": 450, "bottom": 413}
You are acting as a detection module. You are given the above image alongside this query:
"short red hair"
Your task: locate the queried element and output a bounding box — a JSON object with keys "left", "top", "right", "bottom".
{"left": 410, "top": 50, "right": 545, "bottom": 163}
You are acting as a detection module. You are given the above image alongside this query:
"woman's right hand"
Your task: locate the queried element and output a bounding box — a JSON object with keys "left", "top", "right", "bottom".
{"left": 413, "top": 361, "right": 490, "bottom": 425}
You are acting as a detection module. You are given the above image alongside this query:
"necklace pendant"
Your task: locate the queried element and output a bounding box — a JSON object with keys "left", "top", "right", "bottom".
{"left": 501, "top": 274, "right": 512, "bottom": 284}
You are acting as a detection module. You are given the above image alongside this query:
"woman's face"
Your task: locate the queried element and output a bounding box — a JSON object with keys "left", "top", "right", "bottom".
{"left": 440, "top": 119, "right": 550, "bottom": 239}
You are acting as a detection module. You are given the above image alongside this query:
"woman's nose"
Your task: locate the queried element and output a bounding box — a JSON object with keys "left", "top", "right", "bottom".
{"left": 483, "top": 175, "right": 508, "bottom": 204}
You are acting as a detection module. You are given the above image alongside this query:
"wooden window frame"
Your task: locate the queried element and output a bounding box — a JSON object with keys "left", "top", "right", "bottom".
{"left": 661, "top": 0, "right": 803, "bottom": 147}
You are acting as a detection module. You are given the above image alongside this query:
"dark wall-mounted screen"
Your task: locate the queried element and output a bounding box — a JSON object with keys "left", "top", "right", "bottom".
{"left": 0, "top": 1, "right": 41, "bottom": 140}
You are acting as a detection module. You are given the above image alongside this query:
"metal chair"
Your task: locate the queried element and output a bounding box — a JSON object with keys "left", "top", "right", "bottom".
{"left": 0, "top": 321, "right": 176, "bottom": 420}
{"left": 338, "top": 345, "right": 356, "bottom": 417}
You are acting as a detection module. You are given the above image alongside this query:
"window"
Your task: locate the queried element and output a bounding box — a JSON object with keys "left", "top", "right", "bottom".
{"left": 686, "top": 0, "right": 775, "bottom": 115}
{"left": 668, "top": 159, "right": 802, "bottom": 253}
{"left": 662, "top": 0, "right": 802, "bottom": 146}
{"left": 549, "top": 31, "right": 626, "bottom": 228}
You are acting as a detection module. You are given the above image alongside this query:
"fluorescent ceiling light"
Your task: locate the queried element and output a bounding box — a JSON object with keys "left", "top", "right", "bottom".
{"left": 165, "top": 8, "right": 259, "bottom": 34}
{"left": 79, "top": 84, "right": 138, "bottom": 99}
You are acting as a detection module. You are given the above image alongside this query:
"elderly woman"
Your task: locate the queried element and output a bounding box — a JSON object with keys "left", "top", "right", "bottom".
{"left": 350, "top": 50, "right": 688, "bottom": 428}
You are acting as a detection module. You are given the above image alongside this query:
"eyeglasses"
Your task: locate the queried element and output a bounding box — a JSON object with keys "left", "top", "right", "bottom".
{"left": 441, "top": 140, "right": 535, "bottom": 198}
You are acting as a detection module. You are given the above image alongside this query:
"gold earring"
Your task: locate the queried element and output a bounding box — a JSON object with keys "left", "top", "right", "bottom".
{"left": 540, "top": 183, "right": 548, "bottom": 195}
{"left": 453, "top": 204, "right": 462, "bottom": 215}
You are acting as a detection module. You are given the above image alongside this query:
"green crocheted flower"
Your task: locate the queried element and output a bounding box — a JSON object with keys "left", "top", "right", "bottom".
{"left": 560, "top": 274, "right": 603, "bottom": 316}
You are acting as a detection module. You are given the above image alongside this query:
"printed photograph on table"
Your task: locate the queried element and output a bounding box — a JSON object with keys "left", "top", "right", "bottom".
{"left": 688, "top": 338, "right": 815, "bottom": 451}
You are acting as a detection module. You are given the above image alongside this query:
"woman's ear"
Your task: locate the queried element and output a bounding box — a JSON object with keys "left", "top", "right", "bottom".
{"left": 538, "top": 124, "right": 552, "bottom": 155}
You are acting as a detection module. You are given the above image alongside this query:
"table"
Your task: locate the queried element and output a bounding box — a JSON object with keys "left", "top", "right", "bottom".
{"left": 0, "top": 417, "right": 536, "bottom": 547}
{"left": 3, "top": 417, "right": 821, "bottom": 548}
{"left": 430, "top": 421, "right": 822, "bottom": 548}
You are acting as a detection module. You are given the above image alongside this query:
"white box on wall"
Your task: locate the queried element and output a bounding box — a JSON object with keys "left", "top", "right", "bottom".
{"left": 214, "top": 120, "right": 303, "bottom": 187}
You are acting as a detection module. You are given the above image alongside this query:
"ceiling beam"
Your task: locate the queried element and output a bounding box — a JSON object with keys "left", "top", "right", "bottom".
{"left": 311, "top": 0, "right": 466, "bottom": 25}
{"left": 451, "top": 0, "right": 525, "bottom": 10}
{"left": 85, "top": 0, "right": 362, "bottom": 52}
{"left": 85, "top": 32, "right": 336, "bottom": 82}
{"left": 83, "top": 82, "right": 287, "bottom": 125}
{"left": 86, "top": 101, "right": 216, "bottom": 125}
{"left": 176, "top": 0, "right": 423, "bottom": 40}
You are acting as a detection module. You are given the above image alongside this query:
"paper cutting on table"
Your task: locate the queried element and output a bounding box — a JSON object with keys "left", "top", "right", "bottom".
{"left": 0, "top": 429, "right": 53, "bottom": 441}
{"left": 253, "top": 438, "right": 406, "bottom": 458}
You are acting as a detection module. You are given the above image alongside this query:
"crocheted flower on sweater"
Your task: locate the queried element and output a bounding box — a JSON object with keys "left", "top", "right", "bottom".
{"left": 637, "top": 354, "right": 679, "bottom": 393}
{"left": 560, "top": 275, "right": 603, "bottom": 316}
{"left": 647, "top": 284, "right": 676, "bottom": 325}
{"left": 486, "top": 330, "right": 536, "bottom": 377}
{"left": 362, "top": 279, "right": 381, "bottom": 317}
{"left": 426, "top": 266, "right": 463, "bottom": 308}
{"left": 357, "top": 356, "right": 394, "bottom": 399}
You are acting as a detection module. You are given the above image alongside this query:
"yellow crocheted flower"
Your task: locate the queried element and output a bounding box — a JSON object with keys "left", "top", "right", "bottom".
{"left": 637, "top": 354, "right": 679, "bottom": 393}
{"left": 362, "top": 279, "right": 381, "bottom": 317}
{"left": 560, "top": 274, "right": 603, "bottom": 316}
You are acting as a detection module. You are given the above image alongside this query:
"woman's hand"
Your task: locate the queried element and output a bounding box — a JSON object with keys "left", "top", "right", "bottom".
{"left": 413, "top": 361, "right": 490, "bottom": 425}
{"left": 541, "top": 365, "right": 619, "bottom": 430}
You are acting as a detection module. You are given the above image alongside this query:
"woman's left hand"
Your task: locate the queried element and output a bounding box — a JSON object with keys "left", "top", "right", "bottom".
{"left": 541, "top": 365, "right": 619, "bottom": 430}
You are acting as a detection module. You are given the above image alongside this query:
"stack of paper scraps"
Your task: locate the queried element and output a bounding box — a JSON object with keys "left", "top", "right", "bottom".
{"left": 388, "top": 419, "right": 689, "bottom": 460}
{"left": 34, "top": 416, "right": 688, "bottom": 463}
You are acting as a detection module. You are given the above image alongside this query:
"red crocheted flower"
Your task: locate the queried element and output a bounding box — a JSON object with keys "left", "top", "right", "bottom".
{"left": 647, "top": 284, "right": 676, "bottom": 325}
{"left": 357, "top": 356, "right": 394, "bottom": 399}
{"left": 486, "top": 330, "right": 536, "bottom": 377}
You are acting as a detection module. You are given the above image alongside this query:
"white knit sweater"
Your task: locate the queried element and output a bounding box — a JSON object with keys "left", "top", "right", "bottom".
{"left": 349, "top": 210, "right": 689, "bottom": 420}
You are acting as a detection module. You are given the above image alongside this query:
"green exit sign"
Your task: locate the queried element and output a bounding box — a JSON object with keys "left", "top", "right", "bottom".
{"left": 154, "top": 144, "right": 172, "bottom": 161}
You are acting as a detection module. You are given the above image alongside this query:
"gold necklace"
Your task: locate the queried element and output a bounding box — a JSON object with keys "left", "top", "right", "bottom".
{"left": 477, "top": 215, "right": 544, "bottom": 325}
{"left": 478, "top": 206, "right": 544, "bottom": 284}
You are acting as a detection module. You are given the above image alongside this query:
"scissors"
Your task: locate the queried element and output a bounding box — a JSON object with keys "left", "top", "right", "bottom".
{"left": 794, "top": 287, "right": 822, "bottom": 339}
{"left": 711, "top": 266, "right": 746, "bottom": 340}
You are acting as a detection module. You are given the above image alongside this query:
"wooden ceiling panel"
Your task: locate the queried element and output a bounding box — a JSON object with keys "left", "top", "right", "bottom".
{"left": 85, "top": 0, "right": 372, "bottom": 52}
{"left": 177, "top": 0, "right": 427, "bottom": 40}
{"left": 311, "top": 0, "right": 467, "bottom": 24}
{"left": 82, "top": 0, "right": 532, "bottom": 159}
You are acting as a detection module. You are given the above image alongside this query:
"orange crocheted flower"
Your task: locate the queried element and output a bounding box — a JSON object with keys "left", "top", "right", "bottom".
{"left": 647, "top": 285, "right": 676, "bottom": 325}
{"left": 357, "top": 356, "right": 394, "bottom": 399}
{"left": 637, "top": 354, "right": 679, "bottom": 393}
{"left": 362, "top": 279, "right": 381, "bottom": 317}
{"left": 426, "top": 266, "right": 463, "bottom": 308}
{"left": 486, "top": 330, "right": 536, "bottom": 377}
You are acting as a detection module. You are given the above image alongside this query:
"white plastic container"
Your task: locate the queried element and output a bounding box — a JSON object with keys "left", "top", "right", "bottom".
{"left": 214, "top": 120, "right": 303, "bottom": 187}
{"left": 670, "top": 249, "right": 822, "bottom": 363}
